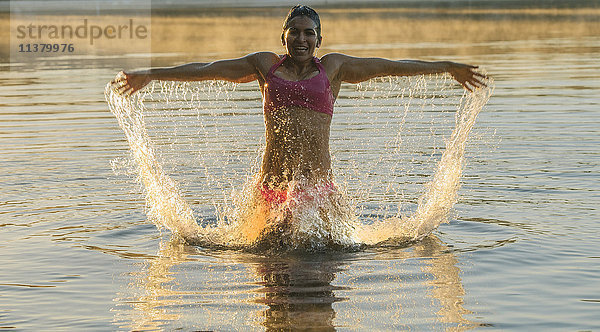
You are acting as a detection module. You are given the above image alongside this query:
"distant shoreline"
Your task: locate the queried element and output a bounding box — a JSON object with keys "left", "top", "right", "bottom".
{"left": 2, "top": 0, "right": 598, "bottom": 63}
{"left": 0, "top": 0, "right": 599, "bottom": 14}
{"left": 149, "top": 0, "right": 600, "bottom": 11}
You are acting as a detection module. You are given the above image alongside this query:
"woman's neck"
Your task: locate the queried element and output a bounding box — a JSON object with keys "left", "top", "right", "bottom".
{"left": 283, "top": 55, "right": 317, "bottom": 79}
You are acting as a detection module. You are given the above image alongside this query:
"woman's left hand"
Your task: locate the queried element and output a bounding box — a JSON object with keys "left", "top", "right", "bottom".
{"left": 447, "top": 62, "right": 488, "bottom": 92}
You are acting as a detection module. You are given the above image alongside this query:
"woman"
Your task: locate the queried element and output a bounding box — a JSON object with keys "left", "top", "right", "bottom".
{"left": 112, "top": 5, "right": 486, "bottom": 227}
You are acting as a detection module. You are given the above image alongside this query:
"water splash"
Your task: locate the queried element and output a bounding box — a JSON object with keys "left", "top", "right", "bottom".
{"left": 105, "top": 75, "right": 493, "bottom": 251}
{"left": 105, "top": 89, "right": 200, "bottom": 242}
{"left": 357, "top": 82, "right": 494, "bottom": 245}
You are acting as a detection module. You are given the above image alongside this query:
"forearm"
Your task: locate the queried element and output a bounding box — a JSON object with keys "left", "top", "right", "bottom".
{"left": 339, "top": 55, "right": 452, "bottom": 83}
{"left": 140, "top": 63, "right": 209, "bottom": 81}
{"left": 113, "top": 54, "right": 263, "bottom": 96}
{"left": 336, "top": 54, "right": 484, "bottom": 91}
{"left": 134, "top": 57, "right": 258, "bottom": 83}
{"left": 389, "top": 59, "right": 486, "bottom": 92}
{"left": 390, "top": 60, "right": 450, "bottom": 77}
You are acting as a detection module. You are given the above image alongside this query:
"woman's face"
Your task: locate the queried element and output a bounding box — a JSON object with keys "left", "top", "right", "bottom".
{"left": 282, "top": 15, "right": 321, "bottom": 61}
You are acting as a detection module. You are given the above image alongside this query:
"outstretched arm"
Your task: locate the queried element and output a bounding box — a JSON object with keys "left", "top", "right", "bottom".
{"left": 111, "top": 53, "right": 267, "bottom": 96}
{"left": 326, "top": 53, "right": 487, "bottom": 92}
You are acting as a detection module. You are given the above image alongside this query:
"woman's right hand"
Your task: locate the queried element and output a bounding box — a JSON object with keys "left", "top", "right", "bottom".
{"left": 110, "top": 70, "right": 151, "bottom": 96}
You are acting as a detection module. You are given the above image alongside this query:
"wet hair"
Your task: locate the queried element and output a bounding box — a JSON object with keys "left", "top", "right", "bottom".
{"left": 282, "top": 4, "right": 322, "bottom": 38}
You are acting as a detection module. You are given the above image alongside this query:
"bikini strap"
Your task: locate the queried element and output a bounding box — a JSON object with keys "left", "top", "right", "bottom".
{"left": 268, "top": 54, "right": 288, "bottom": 76}
{"left": 268, "top": 55, "right": 326, "bottom": 79}
{"left": 313, "top": 56, "right": 326, "bottom": 73}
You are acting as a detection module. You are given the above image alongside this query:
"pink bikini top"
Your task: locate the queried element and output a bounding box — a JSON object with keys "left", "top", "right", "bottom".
{"left": 263, "top": 55, "right": 335, "bottom": 116}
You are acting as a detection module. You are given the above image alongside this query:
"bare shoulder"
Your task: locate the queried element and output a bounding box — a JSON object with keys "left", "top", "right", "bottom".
{"left": 320, "top": 53, "right": 351, "bottom": 68}
{"left": 319, "top": 53, "right": 352, "bottom": 82}
{"left": 248, "top": 52, "right": 280, "bottom": 68}
{"left": 250, "top": 51, "right": 280, "bottom": 61}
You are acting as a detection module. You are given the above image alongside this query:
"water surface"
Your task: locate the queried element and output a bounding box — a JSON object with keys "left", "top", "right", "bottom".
{"left": 1, "top": 6, "right": 599, "bottom": 331}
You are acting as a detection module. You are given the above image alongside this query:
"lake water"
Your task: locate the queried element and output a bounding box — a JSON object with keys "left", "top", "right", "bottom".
{"left": 1, "top": 6, "right": 599, "bottom": 331}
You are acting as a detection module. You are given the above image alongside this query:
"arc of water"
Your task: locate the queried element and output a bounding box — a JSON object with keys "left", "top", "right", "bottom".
{"left": 106, "top": 76, "right": 493, "bottom": 248}
{"left": 105, "top": 85, "right": 201, "bottom": 242}
{"left": 404, "top": 82, "right": 494, "bottom": 241}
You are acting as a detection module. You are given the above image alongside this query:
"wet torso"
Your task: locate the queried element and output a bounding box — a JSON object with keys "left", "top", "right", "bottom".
{"left": 258, "top": 54, "right": 337, "bottom": 188}
{"left": 261, "top": 106, "right": 332, "bottom": 186}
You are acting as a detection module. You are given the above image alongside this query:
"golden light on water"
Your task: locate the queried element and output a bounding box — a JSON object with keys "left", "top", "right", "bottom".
{"left": 144, "top": 7, "right": 600, "bottom": 63}
{"left": 3, "top": 3, "right": 599, "bottom": 330}
{"left": 4, "top": 7, "right": 598, "bottom": 63}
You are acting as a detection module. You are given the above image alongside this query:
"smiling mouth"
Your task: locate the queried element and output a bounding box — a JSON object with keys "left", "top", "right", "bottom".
{"left": 293, "top": 46, "right": 309, "bottom": 52}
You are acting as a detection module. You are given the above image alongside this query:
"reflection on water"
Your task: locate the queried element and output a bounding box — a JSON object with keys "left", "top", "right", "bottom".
{"left": 113, "top": 241, "right": 184, "bottom": 331}
{"left": 115, "top": 235, "right": 480, "bottom": 330}
{"left": 1, "top": 4, "right": 599, "bottom": 331}
{"left": 251, "top": 256, "right": 344, "bottom": 331}
{"left": 417, "top": 238, "right": 477, "bottom": 329}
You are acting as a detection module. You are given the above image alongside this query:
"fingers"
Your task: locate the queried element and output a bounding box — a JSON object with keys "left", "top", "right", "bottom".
{"left": 110, "top": 71, "right": 126, "bottom": 85}
{"left": 117, "top": 84, "right": 130, "bottom": 95}
{"left": 111, "top": 80, "right": 128, "bottom": 95}
{"left": 110, "top": 71, "right": 136, "bottom": 96}
{"left": 474, "top": 72, "right": 489, "bottom": 87}
{"left": 110, "top": 73, "right": 124, "bottom": 88}
{"left": 462, "top": 68, "right": 489, "bottom": 91}
{"left": 461, "top": 81, "right": 474, "bottom": 92}
{"left": 470, "top": 75, "right": 487, "bottom": 89}
{"left": 450, "top": 63, "right": 490, "bottom": 92}
{"left": 463, "top": 79, "right": 484, "bottom": 92}
{"left": 459, "top": 76, "right": 486, "bottom": 92}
